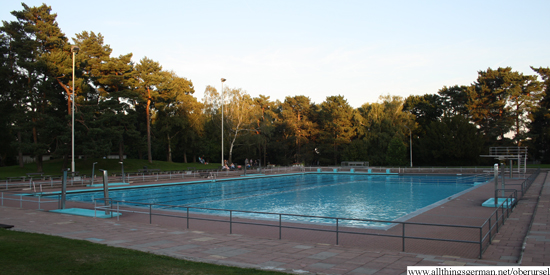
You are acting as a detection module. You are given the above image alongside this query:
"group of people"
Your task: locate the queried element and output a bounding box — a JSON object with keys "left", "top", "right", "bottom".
{"left": 244, "top": 158, "right": 260, "bottom": 168}
{"left": 221, "top": 158, "right": 260, "bottom": 170}
{"left": 222, "top": 160, "right": 236, "bottom": 170}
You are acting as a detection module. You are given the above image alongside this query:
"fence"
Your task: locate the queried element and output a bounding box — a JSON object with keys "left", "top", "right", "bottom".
{"left": 2, "top": 168, "right": 542, "bottom": 259}
{"left": 90, "top": 169, "right": 539, "bottom": 259}
{"left": 0, "top": 192, "right": 59, "bottom": 210}
{"left": 92, "top": 198, "right": 483, "bottom": 257}
{"left": 91, "top": 185, "right": 523, "bottom": 259}
{"left": 4, "top": 165, "right": 539, "bottom": 191}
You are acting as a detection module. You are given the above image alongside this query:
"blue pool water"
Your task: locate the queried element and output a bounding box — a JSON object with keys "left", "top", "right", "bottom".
{"left": 57, "top": 173, "right": 487, "bottom": 227}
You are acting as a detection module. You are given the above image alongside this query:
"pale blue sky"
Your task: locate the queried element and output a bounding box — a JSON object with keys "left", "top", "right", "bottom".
{"left": 2, "top": 0, "right": 549, "bottom": 107}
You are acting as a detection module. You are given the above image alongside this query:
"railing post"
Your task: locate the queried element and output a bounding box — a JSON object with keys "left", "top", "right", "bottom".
{"left": 117, "top": 202, "right": 119, "bottom": 221}
{"left": 402, "top": 223, "right": 406, "bottom": 252}
{"left": 507, "top": 199, "right": 510, "bottom": 218}
{"left": 149, "top": 204, "right": 152, "bottom": 224}
{"left": 230, "top": 210, "right": 233, "bottom": 234}
{"left": 336, "top": 218, "right": 339, "bottom": 245}
{"left": 479, "top": 227, "right": 483, "bottom": 259}
{"left": 279, "top": 214, "right": 282, "bottom": 240}
{"left": 489, "top": 217, "right": 493, "bottom": 244}
{"left": 496, "top": 208, "right": 500, "bottom": 233}
{"left": 186, "top": 208, "right": 189, "bottom": 229}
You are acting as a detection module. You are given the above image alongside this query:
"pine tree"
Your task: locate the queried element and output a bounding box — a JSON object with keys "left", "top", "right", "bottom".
{"left": 529, "top": 67, "right": 550, "bottom": 163}
{"left": 318, "top": 95, "right": 356, "bottom": 165}
{"left": 135, "top": 57, "right": 165, "bottom": 163}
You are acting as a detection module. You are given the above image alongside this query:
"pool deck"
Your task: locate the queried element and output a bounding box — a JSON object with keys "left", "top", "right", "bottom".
{"left": 1, "top": 171, "right": 549, "bottom": 274}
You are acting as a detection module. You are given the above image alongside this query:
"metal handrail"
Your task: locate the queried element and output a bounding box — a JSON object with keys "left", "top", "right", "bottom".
{"left": 3, "top": 168, "right": 542, "bottom": 259}
{"left": 0, "top": 191, "right": 58, "bottom": 210}
{"left": 94, "top": 197, "right": 484, "bottom": 257}
{"left": 90, "top": 170, "right": 541, "bottom": 259}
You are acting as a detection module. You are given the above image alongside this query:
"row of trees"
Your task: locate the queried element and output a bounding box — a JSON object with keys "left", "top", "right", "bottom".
{"left": 1, "top": 4, "right": 549, "bottom": 172}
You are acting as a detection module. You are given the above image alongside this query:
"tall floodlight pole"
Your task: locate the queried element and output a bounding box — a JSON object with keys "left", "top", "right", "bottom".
{"left": 71, "top": 46, "right": 79, "bottom": 173}
{"left": 221, "top": 78, "right": 226, "bottom": 166}
{"left": 120, "top": 161, "right": 125, "bottom": 183}
{"left": 405, "top": 126, "right": 412, "bottom": 167}
{"left": 91, "top": 162, "right": 97, "bottom": 184}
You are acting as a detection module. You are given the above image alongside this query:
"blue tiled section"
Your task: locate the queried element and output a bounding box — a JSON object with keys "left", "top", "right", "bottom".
{"left": 50, "top": 208, "right": 121, "bottom": 218}
{"left": 482, "top": 198, "right": 515, "bottom": 208}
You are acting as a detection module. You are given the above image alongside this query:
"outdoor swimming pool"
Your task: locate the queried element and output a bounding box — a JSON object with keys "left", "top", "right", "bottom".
{"left": 57, "top": 173, "right": 489, "bottom": 227}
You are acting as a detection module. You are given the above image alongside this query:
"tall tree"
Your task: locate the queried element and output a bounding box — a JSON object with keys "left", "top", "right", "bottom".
{"left": 466, "top": 67, "right": 515, "bottom": 140}
{"left": 357, "top": 95, "right": 416, "bottom": 166}
{"left": 438, "top": 85, "right": 469, "bottom": 117}
{"left": 529, "top": 67, "right": 550, "bottom": 162}
{"left": 415, "top": 116, "right": 484, "bottom": 166}
{"left": 279, "top": 95, "right": 318, "bottom": 164}
{"left": 506, "top": 72, "right": 542, "bottom": 144}
{"left": 251, "top": 95, "right": 278, "bottom": 166}
{"left": 318, "top": 95, "right": 356, "bottom": 165}
{"left": 2, "top": 3, "right": 69, "bottom": 172}
{"left": 224, "top": 88, "right": 256, "bottom": 164}
{"left": 0, "top": 33, "right": 16, "bottom": 166}
{"left": 135, "top": 57, "right": 165, "bottom": 163}
{"left": 403, "top": 94, "right": 443, "bottom": 128}
{"left": 153, "top": 71, "right": 195, "bottom": 162}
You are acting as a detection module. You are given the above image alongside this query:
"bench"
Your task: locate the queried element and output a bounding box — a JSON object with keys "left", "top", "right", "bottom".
{"left": 137, "top": 169, "right": 161, "bottom": 174}
{"left": 341, "top": 161, "right": 369, "bottom": 167}
{"left": 199, "top": 171, "right": 215, "bottom": 179}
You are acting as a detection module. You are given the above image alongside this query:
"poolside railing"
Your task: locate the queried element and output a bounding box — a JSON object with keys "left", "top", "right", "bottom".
{"left": 0, "top": 191, "right": 58, "bottom": 210}
{"left": 93, "top": 197, "right": 485, "bottom": 258}
{"left": 90, "top": 171, "right": 533, "bottom": 260}
{"left": 2, "top": 168, "right": 542, "bottom": 259}
{"left": 4, "top": 165, "right": 537, "bottom": 191}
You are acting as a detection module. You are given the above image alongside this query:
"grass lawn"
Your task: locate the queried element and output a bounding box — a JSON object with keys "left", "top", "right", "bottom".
{"left": 0, "top": 229, "right": 283, "bottom": 275}
{"left": 0, "top": 158, "right": 220, "bottom": 178}
{"left": 0, "top": 159, "right": 547, "bottom": 179}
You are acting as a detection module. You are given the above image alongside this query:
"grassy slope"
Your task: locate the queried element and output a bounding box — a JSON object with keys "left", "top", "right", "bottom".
{"left": 0, "top": 229, "right": 283, "bottom": 275}
{"left": 0, "top": 159, "right": 221, "bottom": 178}
{"left": 1, "top": 159, "right": 547, "bottom": 178}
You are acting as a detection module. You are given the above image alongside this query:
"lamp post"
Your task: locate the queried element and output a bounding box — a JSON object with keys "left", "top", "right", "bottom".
{"left": 221, "top": 78, "right": 226, "bottom": 166}
{"left": 91, "top": 162, "right": 97, "bottom": 185}
{"left": 119, "top": 162, "right": 125, "bottom": 183}
{"left": 404, "top": 126, "right": 412, "bottom": 167}
{"left": 71, "top": 46, "right": 79, "bottom": 173}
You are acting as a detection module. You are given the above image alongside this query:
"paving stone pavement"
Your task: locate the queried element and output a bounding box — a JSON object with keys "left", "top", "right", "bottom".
{"left": 1, "top": 171, "right": 549, "bottom": 274}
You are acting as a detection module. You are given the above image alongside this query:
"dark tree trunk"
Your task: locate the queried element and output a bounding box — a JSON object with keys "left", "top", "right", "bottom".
{"left": 17, "top": 132, "right": 23, "bottom": 168}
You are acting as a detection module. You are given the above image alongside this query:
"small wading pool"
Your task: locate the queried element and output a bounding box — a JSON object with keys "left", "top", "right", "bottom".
{"left": 49, "top": 173, "right": 489, "bottom": 227}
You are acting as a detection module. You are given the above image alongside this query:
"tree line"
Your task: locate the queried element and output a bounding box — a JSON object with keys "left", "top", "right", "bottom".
{"left": 0, "top": 3, "right": 549, "bottom": 172}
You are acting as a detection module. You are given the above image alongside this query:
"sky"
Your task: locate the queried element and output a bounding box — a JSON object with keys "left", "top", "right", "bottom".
{"left": 1, "top": 0, "right": 549, "bottom": 108}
